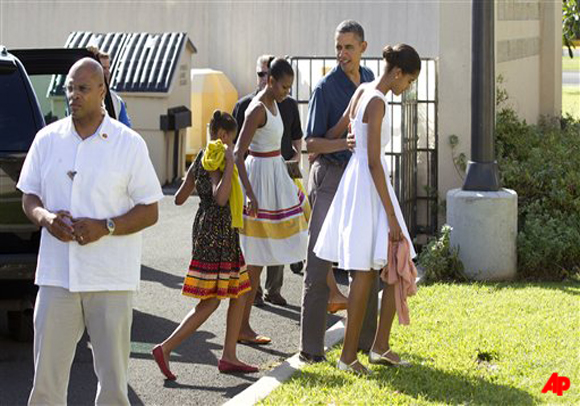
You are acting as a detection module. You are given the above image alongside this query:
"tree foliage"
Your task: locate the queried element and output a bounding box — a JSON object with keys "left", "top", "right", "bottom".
{"left": 563, "top": 0, "right": 580, "bottom": 57}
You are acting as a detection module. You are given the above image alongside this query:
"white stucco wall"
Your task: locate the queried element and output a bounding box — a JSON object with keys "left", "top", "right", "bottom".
{"left": 0, "top": 1, "right": 440, "bottom": 97}
{"left": 0, "top": 0, "right": 562, "bottom": 200}
{"left": 496, "top": 6, "right": 542, "bottom": 123}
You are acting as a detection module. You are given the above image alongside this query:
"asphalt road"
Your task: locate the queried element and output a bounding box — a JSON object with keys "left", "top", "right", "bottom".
{"left": 562, "top": 48, "right": 580, "bottom": 86}
{"left": 563, "top": 70, "right": 580, "bottom": 86}
{"left": 0, "top": 194, "right": 344, "bottom": 405}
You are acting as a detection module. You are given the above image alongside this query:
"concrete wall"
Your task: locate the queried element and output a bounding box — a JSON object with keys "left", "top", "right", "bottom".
{"left": 0, "top": 0, "right": 563, "bottom": 197}
{"left": 438, "top": 0, "right": 472, "bottom": 208}
{"left": 539, "top": 0, "right": 563, "bottom": 117}
{"left": 0, "top": 1, "right": 439, "bottom": 97}
{"left": 495, "top": 0, "right": 562, "bottom": 120}
{"left": 496, "top": 0, "right": 542, "bottom": 123}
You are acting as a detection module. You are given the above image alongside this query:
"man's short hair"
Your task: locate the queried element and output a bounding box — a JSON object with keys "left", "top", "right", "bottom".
{"left": 87, "top": 45, "right": 110, "bottom": 61}
{"left": 256, "top": 54, "right": 274, "bottom": 68}
{"left": 97, "top": 50, "right": 110, "bottom": 61}
{"left": 335, "top": 20, "right": 365, "bottom": 42}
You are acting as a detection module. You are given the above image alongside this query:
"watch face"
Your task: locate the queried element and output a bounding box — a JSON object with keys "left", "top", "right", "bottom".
{"left": 107, "top": 219, "right": 115, "bottom": 233}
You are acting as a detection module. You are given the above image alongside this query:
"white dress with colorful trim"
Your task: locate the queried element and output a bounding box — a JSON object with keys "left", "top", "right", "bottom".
{"left": 314, "top": 88, "right": 416, "bottom": 271}
{"left": 240, "top": 101, "right": 308, "bottom": 266}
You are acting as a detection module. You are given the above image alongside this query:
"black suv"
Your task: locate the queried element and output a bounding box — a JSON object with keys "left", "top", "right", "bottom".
{"left": 0, "top": 47, "right": 115, "bottom": 340}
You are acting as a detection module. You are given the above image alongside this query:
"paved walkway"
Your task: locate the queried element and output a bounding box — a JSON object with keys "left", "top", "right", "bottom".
{"left": 0, "top": 195, "right": 345, "bottom": 405}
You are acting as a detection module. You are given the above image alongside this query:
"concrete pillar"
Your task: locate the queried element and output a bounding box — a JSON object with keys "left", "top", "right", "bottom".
{"left": 447, "top": 188, "right": 518, "bottom": 281}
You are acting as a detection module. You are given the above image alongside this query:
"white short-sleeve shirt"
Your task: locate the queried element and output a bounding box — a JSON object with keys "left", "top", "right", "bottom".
{"left": 17, "top": 115, "right": 164, "bottom": 292}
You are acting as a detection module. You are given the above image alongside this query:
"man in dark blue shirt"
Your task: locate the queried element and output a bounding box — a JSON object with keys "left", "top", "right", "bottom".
{"left": 300, "top": 20, "right": 378, "bottom": 364}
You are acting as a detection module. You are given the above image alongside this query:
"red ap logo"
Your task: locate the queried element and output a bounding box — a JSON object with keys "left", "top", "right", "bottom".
{"left": 542, "top": 373, "right": 570, "bottom": 396}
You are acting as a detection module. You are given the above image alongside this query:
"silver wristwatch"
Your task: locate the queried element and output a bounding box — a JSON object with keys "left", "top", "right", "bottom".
{"left": 106, "top": 218, "right": 116, "bottom": 235}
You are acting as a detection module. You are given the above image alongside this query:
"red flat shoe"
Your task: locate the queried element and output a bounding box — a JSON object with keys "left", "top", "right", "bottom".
{"left": 218, "top": 359, "right": 259, "bottom": 373}
{"left": 152, "top": 345, "right": 177, "bottom": 380}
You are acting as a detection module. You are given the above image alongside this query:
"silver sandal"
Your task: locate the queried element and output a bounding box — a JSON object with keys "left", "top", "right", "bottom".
{"left": 337, "top": 358, "right": 372, "bottom": 375}
{"left": 369, "top": 349, "right": 411, "bottom": 367}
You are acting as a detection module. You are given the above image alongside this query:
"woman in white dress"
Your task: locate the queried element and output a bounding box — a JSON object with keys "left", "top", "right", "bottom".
{"left": 235, "top": 58, "right": 308, "bottom": 344}
{"left": 314, "top": 44, "right": 421, "bottom": 374}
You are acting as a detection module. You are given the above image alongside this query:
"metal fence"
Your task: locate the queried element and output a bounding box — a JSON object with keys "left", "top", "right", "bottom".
{"left": 289, "top": 57, "right": 438, "bottom": 244}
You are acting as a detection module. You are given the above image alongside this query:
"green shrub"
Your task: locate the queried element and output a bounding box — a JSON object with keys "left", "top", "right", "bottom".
{"left": 495, "top": 106, "right": 580, "bottom": 279}
{"left": 417, "top": 224, "right": 466, "bottom": 283}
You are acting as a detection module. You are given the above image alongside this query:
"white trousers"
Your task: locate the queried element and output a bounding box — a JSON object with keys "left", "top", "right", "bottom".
{"left": 28, "top": 286, "right": 133, "bottom": 406}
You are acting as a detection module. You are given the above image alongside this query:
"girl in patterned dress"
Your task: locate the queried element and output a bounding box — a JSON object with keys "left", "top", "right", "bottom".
{"left": 152, "top": 111, "right": 257, "bottom": 379}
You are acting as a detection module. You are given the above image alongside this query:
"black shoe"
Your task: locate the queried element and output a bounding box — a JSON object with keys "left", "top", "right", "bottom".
{"left": 265, "top": 292, "right": 288, "bottom": 306}
{"left": 299, "top": 351, "right": 327, "bottom": 364}
{"left": 253, "top": 295, "right": 265, "bottom": 307}
{"left": 290, "top": 261, "right": 304, "bottom": 274}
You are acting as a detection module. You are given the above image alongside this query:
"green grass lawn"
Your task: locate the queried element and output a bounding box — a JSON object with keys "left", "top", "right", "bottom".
{"left": 562, "top": 55, "right": 580, "bottom": 72}
{"left": 262, "top": 282, "right": 579, "bottom": 405}
{"left": 563, "top": 86, "right": 580, "bottom": 119}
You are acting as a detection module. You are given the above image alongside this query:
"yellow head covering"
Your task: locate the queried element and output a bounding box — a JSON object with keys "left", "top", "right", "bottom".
{"left": 201, "top": 139, "right": 243, "bottom": 228}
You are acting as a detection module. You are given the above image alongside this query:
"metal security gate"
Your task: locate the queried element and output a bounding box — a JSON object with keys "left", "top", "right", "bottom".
{"left": 290, "top": 57, "right": 438, "bottom": 244}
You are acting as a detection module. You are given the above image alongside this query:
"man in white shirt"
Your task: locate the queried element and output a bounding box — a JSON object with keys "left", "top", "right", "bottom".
{"left": 17, "top": 58, "right": 163, "bottom": 405}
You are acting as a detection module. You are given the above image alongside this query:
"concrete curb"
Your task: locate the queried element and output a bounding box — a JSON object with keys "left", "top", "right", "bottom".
{"left": 223, "top": 317, "right": 346, "bottom": 406}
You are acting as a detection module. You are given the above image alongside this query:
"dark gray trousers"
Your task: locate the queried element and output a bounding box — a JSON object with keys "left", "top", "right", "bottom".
{"left": 300, "top": 158, "right": 378, "bottom": 356}
{"left": 256, "top": 265, "right": 284, "bottom": 297}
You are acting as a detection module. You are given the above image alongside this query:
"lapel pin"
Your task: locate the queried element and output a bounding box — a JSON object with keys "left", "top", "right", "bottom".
{"left": 101, "top": 133, "right": 108, "bottom": 139}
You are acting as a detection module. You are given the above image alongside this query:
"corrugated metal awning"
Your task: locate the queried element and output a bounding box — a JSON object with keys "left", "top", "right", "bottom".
{"left": 49, "top": 31, "right": 196, "bottom": 95}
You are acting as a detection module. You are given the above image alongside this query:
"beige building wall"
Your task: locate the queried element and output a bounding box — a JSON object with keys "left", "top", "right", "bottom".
{"left": 496, "top": 0, "right": 542, "bottom": 123}
{"left": 0, "top": 0, "right": 563, "bottom": 198}
{"left": 0, "top": 1, "right": 439, "bottom": 96}
{"left": 539, "top": 0, "right": 563, "bottom": 117}
{"left": 495, "top": 0, "right": 562, "bottom": 121}
{"left": 438, "top": 0, "right": 472, "bottom": 208}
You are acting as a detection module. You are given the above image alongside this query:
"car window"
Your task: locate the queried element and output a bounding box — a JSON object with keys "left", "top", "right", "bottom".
{"left": 0, "top": 69, "right": 39, "bottom": 152}
{"left": 30, "top": 75, "right": 68, "bottom": 124}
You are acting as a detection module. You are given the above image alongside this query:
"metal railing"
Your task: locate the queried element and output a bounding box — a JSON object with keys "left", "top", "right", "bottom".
{"left": 290, "top": 57, "right": 438, "bottom": 243}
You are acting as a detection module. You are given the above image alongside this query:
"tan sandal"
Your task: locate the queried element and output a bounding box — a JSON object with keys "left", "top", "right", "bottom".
{"left": 237, "top": 334, "right": 271, "bottom": 345}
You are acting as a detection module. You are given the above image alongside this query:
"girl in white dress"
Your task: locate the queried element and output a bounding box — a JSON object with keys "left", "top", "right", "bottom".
{"left": 235, "top": 58, "right": 308, "bottom": 344}
{"left": 314, "top": 44, "right": 421, "bottom": 374}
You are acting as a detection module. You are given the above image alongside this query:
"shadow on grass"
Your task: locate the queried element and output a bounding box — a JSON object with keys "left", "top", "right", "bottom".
{"left": 422, "top": 280, "right": 580, "bottom": 296}
{"left": 479, "top": 281, "right": 580, "bottom": 296}
{"left": 293, "top": 361, "right": 537, "bottom": 405}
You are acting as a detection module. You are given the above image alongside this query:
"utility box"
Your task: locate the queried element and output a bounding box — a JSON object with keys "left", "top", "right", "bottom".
{"left": 187, "top": 69, "right": 238, "bottom": 162}
{"left": 54, "top": 31, "right": 197, "bottom": 185}
{"left": 160, "top": 106, "right": 191, "bottom": 184}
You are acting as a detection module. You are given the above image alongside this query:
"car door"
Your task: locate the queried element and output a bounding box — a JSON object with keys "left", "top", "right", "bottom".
{"left": 0, "top": 48, "right": 116, "bottom": 260}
